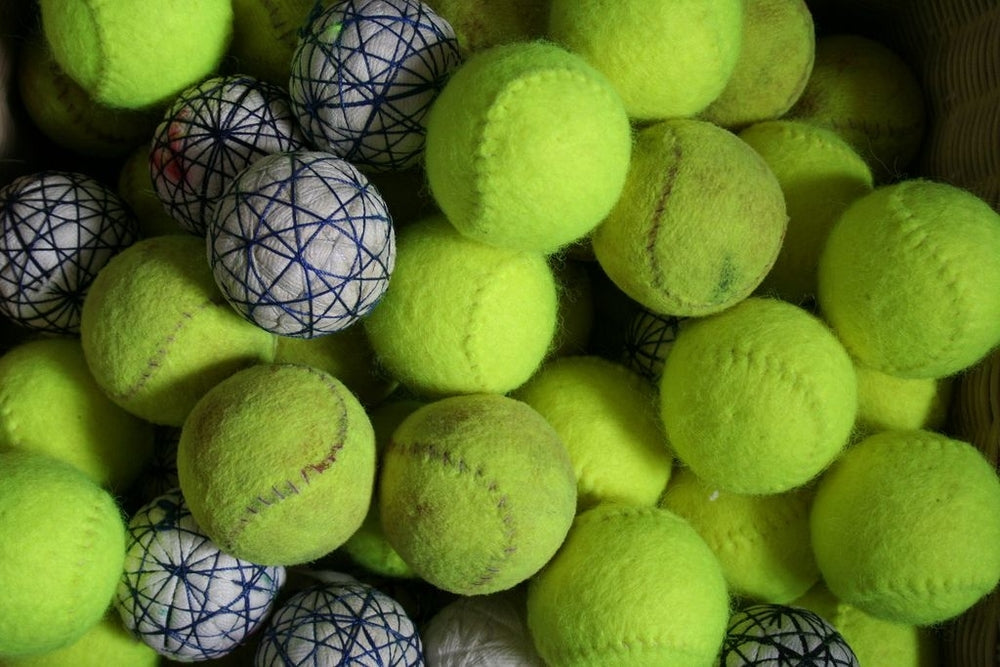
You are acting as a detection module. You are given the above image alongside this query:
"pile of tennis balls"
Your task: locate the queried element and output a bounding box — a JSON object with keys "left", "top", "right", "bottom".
{"left": 1, "top": 0, "right": 998, "bottom": 665}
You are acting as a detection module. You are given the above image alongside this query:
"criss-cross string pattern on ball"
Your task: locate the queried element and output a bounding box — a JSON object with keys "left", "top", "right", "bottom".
{"left": 150, "top": 74, "right": 307, "bottom": 235}
{"left": 115, "top": 488, "right": 286, "bottom": 662}
{"left": 209, "top": 151, "right": 395, "bottom": 338}
{"left": 255, "top": 581, "right": 423, "bottom": 666}
{"left": 720, "top": 604, "right": 859, "bottom": 666}
{"left": 622, "top": 306, "right": 686, "bottom": 383}
{"left": 290, "top": 0, "right": 461, "bottom": 171}
{"left": 0, "top": 171, "right": 137, "bottom": 334}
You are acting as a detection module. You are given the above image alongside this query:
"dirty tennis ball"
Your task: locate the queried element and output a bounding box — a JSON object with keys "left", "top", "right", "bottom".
{"left": 527, "top": 504, "right": 730, "bottom": 667}
{"left": 593, "top": 119, "right": 787, "bottom": 318}
{"left": 428, "top": 0, "right": 550, "bottom": 56}
{"left": 38, "top": 0, "right": 234, "bottom": 109}
{"left": 854, "top": 364, "right": 953, "bottom": 440}
{"left": 817, "top": 179, "right": 1000, "bottom": 379}
{"left": 379, "top": 394, "right": 577, "bottom": 595}
{"left": 178, "top": 363, "right": 376, "bottom": 566}
{"left": 230, "top": 0, "right": 314, "bottom": 85}
{"left": 424, "top": 41, "right": 631, "bottom": 253}
{"left": 0, "top": 613, "right": 158, "bottom": 667}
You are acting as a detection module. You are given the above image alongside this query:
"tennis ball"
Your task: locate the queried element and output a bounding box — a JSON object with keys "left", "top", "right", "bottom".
{"left": 513, "top": 356, "right": 672, "bottom": 510}
{"left": 38, "top": 0, "right": 234, "bottom": 109}
{"left": 854, "top": 364, "right": 952, "bottom": 439}
{"left": 363, "top": 217, "right": 557, "bottom": 396}
{"left": 0, "top": 337, "right": 154, "bottom": 490}
{"left": 80, "top": 235, "right": 277, "bottom": 426}
{"left": 0, "top": 451, "right": 126, "bottom": 659}
{"left": 379, "top": 394, "right": 577, "bottom": 595}
{"left": 817, "top": 179, "right": 1000, "bottom": 379}
{"left": 117, "top": 143, "right": 188, "bottom": 238}
{"left": 660, "top": 297, "right": 857, "bottom": 494}
{"left": 526, "top": 503, "right": 730, "bottom": 666}
{"left": 549, "top": 259, "right": 594, "bottom": 359}
{"left": 178, "top": 363, "right": 376, "bottom": 566}
{"left": 659, "top": 468, "right": 820, "bottom": 604}
{"left": 427, "top": 0, "right": 550, "bottom": 56}
{"left": 811, "top": 430, "right": 1000, "bottom": 625}
{"left": 0, "top": 614, "right": 157, "bottom": 667}
{"left": 547, "top": 0, "right": 744, "bottom": 120}
{"left": 739, "top": 119, "right": 873, "bottom": 304}
{"left": 424, "top": 41, "right": 631, "bottom": 253}
{"left": 592, "top": 119, "right": 787, "bottom": 317}
{"left": 230, "top": 0, "right": 314, "bottom": 85}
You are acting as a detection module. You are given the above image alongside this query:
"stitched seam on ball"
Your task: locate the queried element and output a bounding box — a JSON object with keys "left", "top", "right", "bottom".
{"left": 46, "top": 57, "right": 142, "bottom": 145}
{"left": 68, "top": 495, "right": 105, "bottom": 632}
{"left": 85, "top": 1, "right": 111, "bottom": 102}
{"left": 0, "top": 389, "right": 21, "bottom": 448}
{"left": 259, "top": 0, "right": 299, "bottom": 46}
{"left": 462, "top": 254, "right": 519, "bottom": 388}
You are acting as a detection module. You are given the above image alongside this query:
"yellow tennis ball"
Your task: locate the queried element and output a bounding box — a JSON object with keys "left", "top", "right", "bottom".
{"left": 0, "top": 337, "right": 154, "bottom": 491}
{"left": 659, "top": 467, "right": 820, "bottom": 604}
{"left": 513, "top": 355, "right": 672, "bottom": 510}
{"left": 178, "top": 363, "right": 376, "bottom": 566}
{"left": 547, "top": 0, "right": 744, "bottom": 120}
{"left": 363, "top": 217, "right": 557, "bottom": 396}
{"left": 38, "top": 0, "right": 233, "bottom": 109}
{"left": 854, "top": 364, "right": 953, "bottom": 440}
{"left": 379, "top": 394, "right": 577, "bottom": 595}
{"left": 592, "top": 119, "right": 787, "bottom": 317}
{"left": 527, "top": 503, "right": 730, "bottom": 666}
{"left": 117, "top": 143, "right": 187, "bottom": 239}
{"left": 817, "top": 179, "right": 1000, "bottom": 379}
{"left": 811, "top": 430, "right": 1000, "bottom": 626}
{"left": 424, "top": 41, "right": 631, "bottom": 254}
{"left": 427, "top": 0, "right": 550, "bottom": 56}
{"left": 230, "top": 0, "right": 314, "bottom": 85}
{"left": 548, "top": 259, "right": 594, "bottom": 359}
{"left": 0, "top": 613, "right": 158, "bottom": 667}
{"left": 739, "top": 119, "right": 873, "bottom": 304}
{"left": 80, "top": 235, "right": 276, "bottom": 426}
{"left": 660, "top": 297, "right": 857, "bottom": 494}
{"left": 0, "top": 451, "right": 126, "bottom": 659}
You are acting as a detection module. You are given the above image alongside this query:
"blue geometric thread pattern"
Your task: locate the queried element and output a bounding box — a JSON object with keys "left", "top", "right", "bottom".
{"left": 0, "top": 171, "right": 137, "bottom": 334}
{"left": 150, "top": 74, "right": 307, "bottom": 235}
{"left": 255, "top": 580, "right": 424, "bottom": 666}
{"left": 720, "top": 604, "right": 860, "bottom": 666}
{"left": 115, "top": 488, "right": 286, "bottom": 662}
{"left": 621, "top": 306, "right": 686, "bottom": 384}
{"left": 290, "top": 0, "right": 461, "bottom": 172}
{"left": 208, "top": 151, "right": 395, "bottom": 338}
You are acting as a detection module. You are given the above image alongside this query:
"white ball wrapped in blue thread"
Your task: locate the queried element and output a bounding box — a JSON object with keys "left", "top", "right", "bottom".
{"left": 115, "top": 488, "right": 286, "bottom": 662}
{"left": 208, "top": 150, "right": 395, "bottom": 338}
{"left": 721, "top": 604, "right": 859, "bottom": 666}
{"left": 255, "top": 579, "right": 423, "bottom": 666}
{"left": 289, "top": 0, "right": 462, "bottom": 172}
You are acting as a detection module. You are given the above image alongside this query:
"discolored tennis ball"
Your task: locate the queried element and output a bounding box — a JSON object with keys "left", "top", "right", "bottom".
{"left": 427, "top": 0, "right": 550, "bottom": 56}
{"left": 229, "top": 0, "right": 314, "bottom": 85}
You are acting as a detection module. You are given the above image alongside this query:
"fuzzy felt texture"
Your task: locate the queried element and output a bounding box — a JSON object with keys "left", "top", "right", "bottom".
{"left": 0, "top": 337, "right": 154, "bottom": 491}
{"left": 513, "top": 355, "right": 672, "bottom": 510}
{"left": 428, "top": 0, "right": 550, "bottom": 56}
{"left": 177, "top": 363, "right": 376, "bottom": 566}
{"left": 547, "top": 0, "right": 743, "bottom": 120}
{"left": 853, "top": 364, "right": 952, "bottom": 440}
{"left": 117, "top": 143, "right": 188, "bottom": 239}
{"left": 660, "top": 468, "right": 819, "bottom": 605}
{"left": 363, "top": 217, "right": 557, "bottom": 396}
{"left": 592, "top": 119, "right": 787, "bottom": 317}
{"left": 0, "top": 451, "right": 126, "bottom": 659}
{"left": 0, "top": 613, "right": 158, "bottom": 667}
{"left": 379, "top": 394, "right": 576, "bottom": 595}
{"left": 526, "top": 504, "right": 730, "bottom": 667}
{"left": 424, "top": 41, "right": 631, "bottom": 253}
{"left": 549, "top": 259, "right": 594, "bottom": 359}
{"left": 817, "top": 179, "right": 1000, "bottom": 379}
{"left": 810, "top": 430, "right": 1000, "bottom": 626}
{"left": 80, "top": 235, "right": 276, "bottom": 426}
{"left": 740, "top": 119, "right": 873, "bottom": 304}
{"left": 659, "top": 297, "right": 857, "bottom": 495}
{"left": 39, "top": 0, "right": 233, "bottom": 109}
{"left": 230, "top": 0, "right": 315, "bottom": 86}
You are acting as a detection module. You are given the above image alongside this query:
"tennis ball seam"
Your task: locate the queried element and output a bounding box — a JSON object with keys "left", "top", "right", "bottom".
{"left": 259, "top": 0, "right": 300, "bottom": 46}
{"left": 771, "top": 122, "right": 870, "bottom": 166}
{"left": 44, "top": 59, "right": 143, "bottom": 145}
{"left": 67, "top": 494, "right": 116, "bottom": 635}
{"left": 76, "top": 0, "right": 110, "bottom": 102}
{"left": 0, "top": 388, "right": 23, "bottom": 448}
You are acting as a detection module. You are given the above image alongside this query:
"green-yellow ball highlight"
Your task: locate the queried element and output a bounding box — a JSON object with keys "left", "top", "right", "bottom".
{"left": 39, "top": 0, "right": 233, "bottom": 109}
{"left": 80, "top": 235, "right": 276, "bottom": 426}
{"left": 0, "top": 613, "right": 158, "bottom": 667}
{"left": 230, "top": 0, "right": 314, "bottom": 86}
{"left": 854, "top": 364, "right": 952, "bottom": 440}
{"left": 0, "top": 451, "right": 126, "bottom": 659}
{"left": 659, "top": 467, "right": 819, "bottom": 604}
{"left": 379, "top": 394, "right": 577, "bottom": 595}
{"left": 363, "top": 217, "right": 557, "bottom": 397}
{"left": 178, "top": 363, "right": 376, "bottom": 566}
{"left": 810, "top": 429, "right": 1000, "bottom": 626}
{"left": 817, "top": 179, "right": 1000, "bottom": 379}
{"left": 547, "top": 0, "right": 743, "bottom": 120}
{"left": 0, "top": 337, "right": 154, "bottom": 491}
{"left": 424, "top": 41, "right": 632, "bottom": 254}
{"left": 660, "top": 297, "right": 857, "bottom": 494}
{"left": 513, "top": 355, "right": 672, "bottom": 510}
{"left": 592, "top": 119, "right": 788, "bottom": 317}
{"left": 526, "top": 503, "right": 730, "bottom": 667}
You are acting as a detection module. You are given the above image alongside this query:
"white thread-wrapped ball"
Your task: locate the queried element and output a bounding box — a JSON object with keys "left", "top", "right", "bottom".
{"left": 721, "top": 604, "right": 859, "bottom": 666}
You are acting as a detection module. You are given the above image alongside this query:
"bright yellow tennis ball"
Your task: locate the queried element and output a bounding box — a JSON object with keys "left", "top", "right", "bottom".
{"left": 854, "top": 364, "right": 953, "bottom": 440}
{"left": 0, "top": 613, "right": 158, "bottom": 667}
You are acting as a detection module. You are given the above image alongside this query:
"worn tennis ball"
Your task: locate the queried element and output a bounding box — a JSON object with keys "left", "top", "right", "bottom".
{"left": 592, "top": 119, "right": 788, "bottom": 317}
{"left": 817, "top": 179, "right": 1000, "bottom": 379}
{"left": 0, "top": 613, "right": 158, "bottom": 667}
{"left": 379, "top": 394, "right": 577, "bottom": 595}
{"left": 854, "top": 364, "right": 952, "bottom": 440}
{"left": 424, "top": 41, "right": 631, "bottom": 253}
{"left": 527, "top": 503, "right": 730, "bottom": 666}
{"left": 660, "top": 297, "right": 857, "bottom": 494}
{"left": 230, "top": 0, "right": 314, "bottom": 85}
{"left": 427, "top": 0, "right": 550, "bottom": 56}
{"left": 80, "top": 235, "right": 276, "bottom": 426}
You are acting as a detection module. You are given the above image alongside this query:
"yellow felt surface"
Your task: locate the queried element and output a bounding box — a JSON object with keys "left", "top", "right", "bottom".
{"left": 0, "top": 613, "right": 158, "bottom": 667}
{"left": 229, "top": 0, "right": 314, "bottom": 86}
{"left": 854, "top": 364, "right": 952, "bottom": 439}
